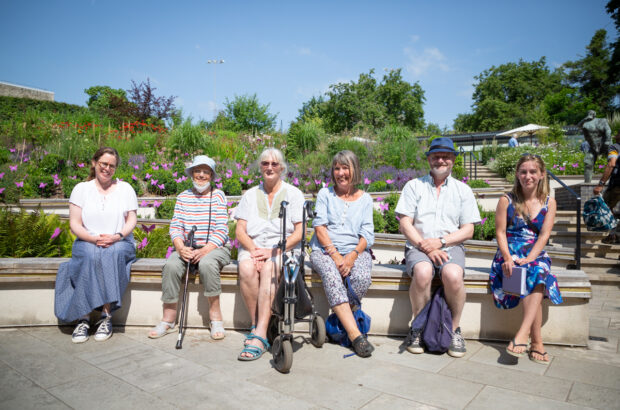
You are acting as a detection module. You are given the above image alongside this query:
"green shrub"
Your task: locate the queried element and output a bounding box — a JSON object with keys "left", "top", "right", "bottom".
{"left": 287, "top": 120, "right": 323, "bottom": 159}
{"left": 466, "top": 179, "right": 491, "bottom": 188}
{"left": 222, "top": 178, "right": 243, "bottom": 196}
{"left": 473, "top": 209, "right": 496, "bottom": 241}
{"left": 0, "top": 147, "right": 10, "bottom": 165}
{"left": 39, "top": 153, "right": 66, "bottom": 174}
{"left": 168, "top": 119, "right": 207, "bottom": 155}
{"left": 376, "top": 124, "right": 425, "bottom": 169}
{"left": 327, "top": 137, "right": 368, "bottom": 164}
{"left": 134, "top": 225, "right": 173, "bottom": 258}
{"left": 147, "top": 169, "right": 177, "bottom": 196}
{"left": 383, "top": 193, "right": 401, "bottom": 234}
{"left": 156, "top": 199, "right": 176, "bottom": 219}
{"left": 62, "top": 177, "right": 81, "bottom": 198}
{"left": 114, "top": 170, "right": 143, "bottom": 196}
{"left": 373, "top": 208, "right": 386, "bottom": 233}
{"left": 368, "top": 180, "right": 387, "bottom": 192}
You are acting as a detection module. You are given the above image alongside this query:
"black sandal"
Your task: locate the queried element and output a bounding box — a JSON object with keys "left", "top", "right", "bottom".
{"left": 352, "top": 335, "right": 374, "bottom": 358}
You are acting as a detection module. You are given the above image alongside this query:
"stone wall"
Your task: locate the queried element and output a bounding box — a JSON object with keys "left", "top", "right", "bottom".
{"left": 0, "top": 81, "right": 54, "bottom": 101}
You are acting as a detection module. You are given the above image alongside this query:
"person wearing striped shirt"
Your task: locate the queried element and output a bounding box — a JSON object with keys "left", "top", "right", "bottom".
{"left": 149, "top": 155, "right": 231, "bottom": 340}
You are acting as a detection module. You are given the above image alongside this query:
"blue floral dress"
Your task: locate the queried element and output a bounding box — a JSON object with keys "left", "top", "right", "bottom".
{"left": 490, "top": 194, "right": 563, "bottom": 309}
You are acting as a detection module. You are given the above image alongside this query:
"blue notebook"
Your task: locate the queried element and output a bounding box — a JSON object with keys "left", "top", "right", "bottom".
{"left": 503, "top": 266, "right": 527, "bottom": 296}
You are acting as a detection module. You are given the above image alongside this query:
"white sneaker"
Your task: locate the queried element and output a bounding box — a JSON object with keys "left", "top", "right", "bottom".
{"left": 94, "top": 316, "right": 113, "bottom": 342}
{"left": 72, "top": 320, "right": 90, "bottom": 344}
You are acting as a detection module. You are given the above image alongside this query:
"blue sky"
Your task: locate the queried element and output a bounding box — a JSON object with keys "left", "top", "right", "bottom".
{"left": 0, "top": 0, "right": 615, "bottom": 131}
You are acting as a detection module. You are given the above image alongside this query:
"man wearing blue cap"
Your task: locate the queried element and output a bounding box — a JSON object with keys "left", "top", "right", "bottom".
{"left": 395, "top": 137, "right": 481, "bottom": 357}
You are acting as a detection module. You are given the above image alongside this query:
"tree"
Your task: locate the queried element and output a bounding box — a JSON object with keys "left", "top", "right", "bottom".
{"left": 84, "top": 86, "right": 127, "bottom": 110}
{"left": 127, "top": 78, "right": 176, "bottom": 123}
{"left": 222, "top": 94, "right": 276, "bottom": 133}
{"left": 454, "top": 58, "right": 563, "bottom": 131}
{"left": 562, "top": 29, "right": 618, "bottom": 112}
{"left": 606, "top": 0, "right": 620, "bottom": 101}
{"left": 297, "top": 68, "right": 425, "bottom": 133}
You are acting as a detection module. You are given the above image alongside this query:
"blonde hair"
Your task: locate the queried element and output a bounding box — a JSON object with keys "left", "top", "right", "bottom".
{"left": 511, "top": 154, "right": 549, "bottom": 218}
{"left": 331, "top": 150, "right": 361, "bottom": 186}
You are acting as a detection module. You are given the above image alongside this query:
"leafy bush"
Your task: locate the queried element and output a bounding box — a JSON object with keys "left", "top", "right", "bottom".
{"left": 372, "top": 208, "right": 386, "bottom": 233}
{"left": 222, "top": 178, "right": 242, "bottom": 196}
{"left": 134, "top": 225, "right": 173, "bottom": 258}
{"left": 156, "top": 199, "right": 176, "bottom": 219}
{"left": 287, "top": 119, "right": 323, "bottom": 159}
{"left": 39, "top": 153, "right": 66, "bottom": 174}
{"left": 376, "top": 124, "right": 425, "bottom": 169}
{"left": 115, "top": 170, "right": 143, "bottom": 196}
{"left": 383, "top": 193, "right": 401, "bottom": 234}
{"left": 466, "top": 179, "right": 491, "bottom": 188}
{"left": 473, "top": 209, "right": 496, "bottom": 241}
{"left": 367, "top": 180, "right": 387, "bottom": 192}
{"left": 62, "top": 177, "right": 81, "bottom": 198}
{"left": 327, "top": 137, "right": 368, "bottom": 164}
{"left": 0, "top": 209, "right": 74, "bottom": 257}
{"left": 168, "top": 119, "right": 207, "bottom": 155}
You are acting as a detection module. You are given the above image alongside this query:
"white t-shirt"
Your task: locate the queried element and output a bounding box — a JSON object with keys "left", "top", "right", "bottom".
{"left": 234, "top": 181, "right": 304, "bottom": 248}
{"left": 69, "top": 179, "right": 138, "bottom": 235}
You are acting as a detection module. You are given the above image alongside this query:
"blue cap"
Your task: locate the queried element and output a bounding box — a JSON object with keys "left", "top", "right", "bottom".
{"left": 185, "top": 155, "right": 217, "bottom": 178}
{"left": 425, "top": 137, "right": 458, "bottom": 156}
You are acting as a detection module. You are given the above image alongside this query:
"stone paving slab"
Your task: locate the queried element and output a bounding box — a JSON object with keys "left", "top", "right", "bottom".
{"left": 1, "top": 324, "right": 619, "bottom": 409}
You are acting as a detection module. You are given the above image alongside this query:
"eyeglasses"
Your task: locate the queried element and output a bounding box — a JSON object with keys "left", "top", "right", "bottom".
{"left": 98, "top": 161, "right": 117, "bottom": 170}
{"left": 260, "top": 161, "right": 280, "bottom": 168}
{"left": 521, "top": 153, "right": 542, "bottom": 159}
{"left": 192, "top": 168, "right": 212, "bottom": 175}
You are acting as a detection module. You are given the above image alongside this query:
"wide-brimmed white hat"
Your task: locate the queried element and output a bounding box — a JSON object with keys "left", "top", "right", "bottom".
{"left": 185, "top": 155, "right": 217, "bottom": 178}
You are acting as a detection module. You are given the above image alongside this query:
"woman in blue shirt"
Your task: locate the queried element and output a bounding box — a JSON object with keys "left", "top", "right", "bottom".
{"left": 309, "top": 150, "right": 375, "bottom": 357}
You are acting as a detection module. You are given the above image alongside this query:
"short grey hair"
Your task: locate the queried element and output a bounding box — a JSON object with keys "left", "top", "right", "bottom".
{"left": 258, "top": 147, "right": 288, "bottom": 177}
{"left": 331, "top": 150, "right": 361, "bottom": 186}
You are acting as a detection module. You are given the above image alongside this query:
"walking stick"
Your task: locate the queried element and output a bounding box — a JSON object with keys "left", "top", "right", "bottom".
{"left": 176, "top": 225, "right": 197, "bottom": 349}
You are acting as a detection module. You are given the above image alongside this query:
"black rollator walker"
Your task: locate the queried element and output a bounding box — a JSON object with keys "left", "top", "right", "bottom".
{"left": 267, "top": 200, "right": 326, "bottom": 373}
{"left": 176, "top": 225, "right": 197, "bottom": 349}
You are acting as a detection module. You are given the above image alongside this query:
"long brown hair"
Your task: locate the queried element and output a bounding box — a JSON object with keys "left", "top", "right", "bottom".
{"left": 510, "top": 154, "right": 549, "bottom": 218}
{"left": 87, "top": 147, "right": 120, "bottom": 181}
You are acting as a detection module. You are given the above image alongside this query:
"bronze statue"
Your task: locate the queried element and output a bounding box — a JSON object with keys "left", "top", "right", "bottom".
{"left": 579, "top": 110, "right": 612, "bottom": 183}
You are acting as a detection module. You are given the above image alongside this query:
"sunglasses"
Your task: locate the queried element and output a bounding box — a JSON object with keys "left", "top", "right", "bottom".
{"left": 260, "top": 161, "right": 280, "bottom": 168}
{"left": 521, "top": 152, "right": 542, "bottom": 159}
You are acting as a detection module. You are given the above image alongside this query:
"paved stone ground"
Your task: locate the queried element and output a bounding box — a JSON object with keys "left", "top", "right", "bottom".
{"left": 0, "top": 283, "right": 618, "bottom": 410}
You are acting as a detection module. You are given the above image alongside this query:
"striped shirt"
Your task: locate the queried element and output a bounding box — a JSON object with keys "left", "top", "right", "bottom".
{"left": 169, "top": 189, "right": 229, "bottom": 248}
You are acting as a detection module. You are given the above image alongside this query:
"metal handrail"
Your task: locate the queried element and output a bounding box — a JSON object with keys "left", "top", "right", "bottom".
{"left": 547, "top": 170, "right": 581, "bottom": 270}
{"left": 459, "top": 146, "right": 477, "bottom": 180}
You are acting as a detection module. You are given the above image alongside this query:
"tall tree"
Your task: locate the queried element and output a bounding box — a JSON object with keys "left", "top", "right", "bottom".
{"left": 606, "top": 0, "right": 620, "bottom": 100}
{"left": 562, "top": 29, "right": 618, "bottom": 112}
{"left": 222, "top": 94, "right": 276, "bottom": 133}
{"left": 127, "top": 78, "right": 176, "bottom": 123}
{"left": 297, "top": 69, "right": 425, "bottom": 133}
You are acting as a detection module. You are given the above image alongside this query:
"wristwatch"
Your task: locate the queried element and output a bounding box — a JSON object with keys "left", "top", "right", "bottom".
{"left": 439, "top": 237, "right": 447, "bottom": 249}
{"left": 116, "top": 232, "right": 124, "bottom": 239}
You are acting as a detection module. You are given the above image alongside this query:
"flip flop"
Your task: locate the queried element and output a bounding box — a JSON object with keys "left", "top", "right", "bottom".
{"left": 210, "top": 320, "right": 226, "bottom": 340}
{"left": 528, "top": 349, "right": 550, "bottom": 365}
{"left": 238, "top": 334, "right": 270, "bottom": 361}
{"left": 148, "top": 321, "right": 175, "bottom": 339}
{"left": 506, "top": 338, "right": 528, "bottom": 358}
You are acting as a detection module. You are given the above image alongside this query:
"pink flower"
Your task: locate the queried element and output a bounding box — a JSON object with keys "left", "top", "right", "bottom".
{"left": 230, "top": 238, "right": 240, "bottom": 249}
{"left": 379, "top": 203, "right": 389, "bottom": 212}
{"left": 15, "top": 181, "right": 23, "bottom": 187}
{"left": 152, "top": 165, "right": 159, "bottom": 170}
{"left": 9, "top": 165, "right": 17, "bottom": 172}
{"left": 141, "top": 224, "right": 155, "bottom": 233}
{"left": 132, "top": 174, "right": 137, "bottom": 181}
{"left": 216, "top": 183, "right": 223, "bottom": 189}
{"left": 9, "top": 148, "right": 16, "bottom": 153}
{"left": 50, "top": 227, "right": 62, "bottom": 240}
{"left": 247, "top": 179, "right": 254, "bottom": 184}
{"left": 184, "top": 153, "right": 189, "bottom": 156}
{"left": 242, "top": 169, "right": 248, "bottom": 176}
{"left": 133, "top": 165, "right": 139, "bottom": 170}
{"left": 386, "top": 179, "right": 394, "bottom": 184}
{"left": 140, "top": 200, "right": 148, "bottom": 207}
{"left": 145, "top": 173, "right": 152, "bottom": 179}
{"left": 54, "top": 178, "right": 61, "bottom": 186}
{"left": 572, "top": 163, "right": 579, "bottom": 168}
{"left": 70, "top": 175, "right": 77, "bottom": 180}
{"left": 239, "top": 176, "right": 245, "bottom": 183}
{"left": 485, "top": 179, "right": 490, "bottom": 184}
{"left": 305, "top": 181, "right": 311, "bottom": 186}
{"left": 158, "top": 183, "right": 165, "bottom": 190}
{"left": 599, "top": 165, "right": 605, "bottom": 169}
{"left": 364, "top": 178, "right": 371, "bottom": 185}
{"left": 236, "top": 162, "right": 242, "bottom": 170}
{"left": 150, "top": 179, "right": 158, "bottom": 186}
{"left": 0, "top": 172, "right": 4, "bottom": 179}
{"left": 153, "top": 200, "right": 161, "bottom": 208}
{"left": 39, "top": 182, "right": 47, "bottom": 188}
{"left": 172, "top": 171, "right": 178, "bottom": 177}
{"left": 0, "top": 188, "right": 4, "bottom": 194}
{"left": 137, "top": 237, "right": 148, "bottom": 250}
{"left": 376, "top": 197, "right": 384, "bottom": 202}
{"left": 165, "top": 246, "right": 174, "bottom": 258}
{"left": 293, "top": 177, "right": 299, "bottom": 186}
{"left": 314, "top": 179, "right": 322, "bottom": 185}
{"left": 480, "top": 217, "right": 488, "bottom": 226}
{"left": 77, "top": 163, "right": 85, "bottom": 168}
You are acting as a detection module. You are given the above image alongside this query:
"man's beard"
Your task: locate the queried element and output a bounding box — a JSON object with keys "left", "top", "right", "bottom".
{"left": 430, "top": 166, "right": 451, "bottom": 180}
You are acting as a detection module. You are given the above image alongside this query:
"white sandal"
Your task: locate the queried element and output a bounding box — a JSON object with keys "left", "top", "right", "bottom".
{"left": 210, "top": 320, "right": 226, "bottom": 340}
{"left": 148, "top": 321, "right": 175, "bottom": 339}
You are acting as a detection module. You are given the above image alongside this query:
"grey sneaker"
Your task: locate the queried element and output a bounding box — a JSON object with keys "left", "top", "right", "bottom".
{"left": 72, "top": 320, "right": 90, "bottom": 344}
{"left": 406, "top": 327, "right": 424, "bottom": 354}
{"left": 94, "top": 316, "right": 113, "bottom": 342}
{"left": 448, "top": 327, "right": 466, "bottom": 358}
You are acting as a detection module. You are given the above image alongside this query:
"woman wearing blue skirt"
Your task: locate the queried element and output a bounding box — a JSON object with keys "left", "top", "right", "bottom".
{"left": 55, "top": 147, "right": 138, "bottom": 343}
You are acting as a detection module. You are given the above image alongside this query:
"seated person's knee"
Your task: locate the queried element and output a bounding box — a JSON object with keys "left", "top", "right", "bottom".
{"left": 441, "top": 264, "right": 464, "bottom": 289}
{"left": 412, "top": 262, "right": 433, "bottom": 288}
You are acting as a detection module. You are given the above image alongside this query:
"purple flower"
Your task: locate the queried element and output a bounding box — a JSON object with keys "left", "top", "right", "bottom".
{"left": 385, "top": 179, "right": 393, "bottom": 184}
{"left": 239, "top": 176, "right": 245, "bottom": 183}
{"left": 230, "top": 238, "right": 240, "bottom": 249}
{"left": 137, "top": 237, "right": 148, "bottom": 250}
{"left": 480, "top": 217, "right": 488, "bottom": 226}
{"left": 152, "top": 165, "right": 159, "bottom": 170}
{"left": 153, "top": 200, "right": 161, "bottom": 208}
{"left": 39, "top": 182, "right": 47, "bottom": 188}
{"left": 216, "top": 182, "right": 223, "bottom": 189}
{"left": 379, "top": 203, "right": 389, "bottom": 212}
{"left": 132, "top": 174, "right": 137, "bottom": 181}
{"left": 9, "top": 165, "right": 17, "bottom": 172}
{"left": 54, "top": 178, "right": 61, "bottom": 186}
{"left": 364, "top": 178, "right": 371, "bottom": 185}
{"left": 376, "top": 196, "right": 384, "bottom": 202}
{"left": 599, "top": 165, "right": 605, "bottom": 169}
{"left": 134, "top": 165, "right": 140, "bottom": 170}
{"left": 0, "top": 172, "right": 4, "bottom": 179}
{"left": 50, "top": 228, "right": 62, "bottom": 240}
{"left": 236, "top": 162, "right": 242, "bottom": 170}
{"left": 141, "top": 224, "right": 156, "bottom": 233}
{"left": 172, "top": 171, "right": 178, "bottom": 177}
{"left": 242, "top": 169, "right": 248, "bottom": 176}
{"left": 15, "top": 181, "right": 23, "bottom": 188}
{"left": 77, "top": 163, "right": 85, "bottom": 168}
{"left": 140, "top": 200, "right": 148, "bottom": 207}
{"left": 247, "top": 179, "right": 254, "bottom": 184}
{"left": 0, "top": 188, "right": 4, "bottom": 194}
{"left": 293, "top": 177, "right": 299, "bottom": 186}
{"left": 70, "top": 175, "right": 77, "bottom": 180}
{"left": 145, "top": 173, "right": 152, "bottom": 179}
{"left": 165, "top": 246, "right": 174, "bottom": 258}
{"left": 150, "top": 179, "right": 158, "bottom": 186}
{"left": 572, "top": 163, "right": 579, "bottom": 168}
{"left": 9, "top": 148, "right": 16, "bottom": 153}
{"left": 157, "top": 183, "right": 165, "bottom": 190}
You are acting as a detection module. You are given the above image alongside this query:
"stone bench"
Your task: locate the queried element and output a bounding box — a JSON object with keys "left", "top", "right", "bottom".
{"left": 0, "top": 258, "right": 591, "bottom": 345}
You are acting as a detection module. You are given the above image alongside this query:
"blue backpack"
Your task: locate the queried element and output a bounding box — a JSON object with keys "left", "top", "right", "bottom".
{"left": 411, "top": 286, "right": 453, "bottom": 353}
{"left": 583, "top": 195, "right": 618, "bottom": 232}
{"left": 325, "top": 277, "right": 371, "bottom": 347}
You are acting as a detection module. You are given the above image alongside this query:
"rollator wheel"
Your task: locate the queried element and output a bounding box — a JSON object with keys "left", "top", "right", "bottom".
{"left": 266, "top": 314, "right": 279, "bottom": 344}
{"left": 310, "top": 313, "right": 326, "bottom": 347}
{"left": 272, "top": 336, "right": 293, "bottom": 373}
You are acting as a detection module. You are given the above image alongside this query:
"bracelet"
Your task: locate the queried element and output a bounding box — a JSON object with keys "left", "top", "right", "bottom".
{"left": 115, "top": 232, "right": 124, "bottom": 239}
{"left": 352, "top": 249, "right": 359, "bottom": 256}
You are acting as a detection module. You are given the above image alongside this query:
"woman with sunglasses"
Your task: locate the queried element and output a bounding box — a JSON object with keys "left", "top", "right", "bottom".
{"left": 490, "top": 154, "right": 562, "bottom": 365}
{"left": 148, "top": 155, "right": 230, "bottom": 340}
{"left": 234, "top": 148, "right": 304, "bottom": 361}
{"left": 55, "top": 147, "right": 138, "bottom": 343}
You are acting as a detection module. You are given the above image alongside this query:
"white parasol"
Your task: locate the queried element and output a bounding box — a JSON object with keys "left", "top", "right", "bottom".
{"left": 497, "top": 123, "right": 549, "bottom": 138}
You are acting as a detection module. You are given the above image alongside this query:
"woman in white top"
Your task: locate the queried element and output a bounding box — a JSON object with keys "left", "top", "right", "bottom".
{"left": 234, "top": 148, "right": 304, "bottom": 361}
{"left": 54, "top": 147, "right": 138, "bottom": 343}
